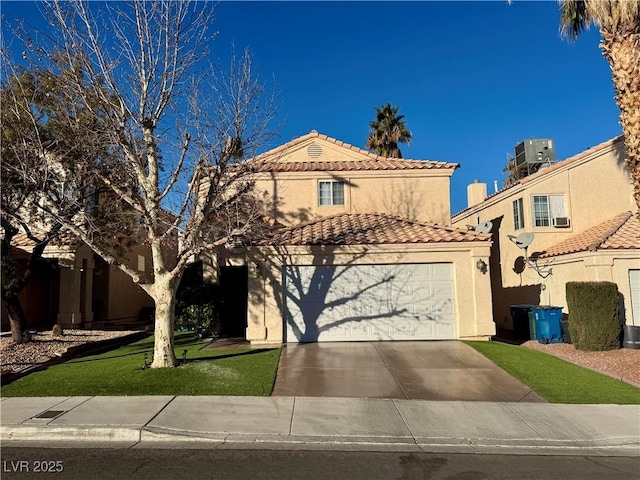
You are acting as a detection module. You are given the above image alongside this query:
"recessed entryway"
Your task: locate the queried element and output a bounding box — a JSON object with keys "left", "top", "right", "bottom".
{"left": 219, "top": 265, "right": 248, "bottom": 338}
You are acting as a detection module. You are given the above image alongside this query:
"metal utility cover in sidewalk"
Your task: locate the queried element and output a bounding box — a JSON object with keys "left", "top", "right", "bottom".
{"left": 284, "top": 263, "right": 456, "bottom": 342}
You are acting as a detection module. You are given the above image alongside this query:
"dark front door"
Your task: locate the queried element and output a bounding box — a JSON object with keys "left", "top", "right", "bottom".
{"left": 219, "top": 266, "right": 248, "bottom": 338}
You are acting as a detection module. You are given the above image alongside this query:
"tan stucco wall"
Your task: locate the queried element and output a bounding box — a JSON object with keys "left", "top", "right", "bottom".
{"left": 451, "top": 138, "right": 637, "bottom": 329}
{"left": 105, "top": 265, "right": 153, "bottom": 322}
{"left": 245, "top": 243, "right": 494, "bottom": 344}
{"left": 254, "top": 171, "right": 453, "bottom": 226}
{"left": 264, "top": 140, "right": 373, "bottom": 163}
{"left": 52, "top": 244, "right": 153, "bottom": 326}
{"left": 52, "top": 244, "right": 94, "bottom": 327}
{"left": 251, "top": 136, "right": 456, "bottom": 226}
{"left": 539, "top": 251, "right": 640, "bottom": 326}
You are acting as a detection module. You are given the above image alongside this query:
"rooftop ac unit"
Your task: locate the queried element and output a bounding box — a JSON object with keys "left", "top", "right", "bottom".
{"left": 514, "top": 139, "right": 556, "bottom": 167}
{"left": 552, "top": 217, "right": 570, "bottom": 228}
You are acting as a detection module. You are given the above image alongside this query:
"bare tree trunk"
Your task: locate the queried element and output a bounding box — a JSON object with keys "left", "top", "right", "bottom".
{"left": 0, "top": 221, "right": 57, "bottom": 344}
{"left": 149, "top": 276, "right": 178, "bottom": 368}
{"left": 3, "top": 294, "right": 25, "bottom": 344}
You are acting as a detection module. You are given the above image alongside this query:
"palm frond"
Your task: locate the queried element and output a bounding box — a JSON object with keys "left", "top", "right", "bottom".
{"left": 559, "top": 0, "right": 591, "bottom": 40}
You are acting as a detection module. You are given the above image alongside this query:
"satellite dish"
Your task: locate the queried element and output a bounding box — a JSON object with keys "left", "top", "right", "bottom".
{"left": 508, "top": 232, "right": 534, "bottom": 249}
{"left": 475, "top": 221, "right": 493, "bottom": 234}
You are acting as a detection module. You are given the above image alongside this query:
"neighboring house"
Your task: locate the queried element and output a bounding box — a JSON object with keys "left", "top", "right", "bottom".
{"left": 451, "top": 136, "right": 640, "bottom": 332}
{"left": 1, "top": 230, "right": 154, "bottom": 331}
{"left": 205, "top": 131, "right": 495, "bottom": 344}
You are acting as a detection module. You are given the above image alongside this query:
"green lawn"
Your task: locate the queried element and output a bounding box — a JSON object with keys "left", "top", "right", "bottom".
{"left": 1, "top": 333, "right": 281, "bottom": 397}
{"left": 465, "top": 341, "right": 640, "bottom": 404}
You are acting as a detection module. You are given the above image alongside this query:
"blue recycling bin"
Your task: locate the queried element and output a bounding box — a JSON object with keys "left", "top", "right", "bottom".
{"left": 530, "top": 306, "right": 564, "bottom": 344}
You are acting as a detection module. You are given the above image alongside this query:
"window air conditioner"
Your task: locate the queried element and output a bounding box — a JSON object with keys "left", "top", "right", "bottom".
{"left": 552, "top": 217, "right": 570, "bottom": 227}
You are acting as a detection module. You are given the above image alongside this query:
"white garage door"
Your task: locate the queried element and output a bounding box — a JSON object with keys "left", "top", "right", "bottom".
{"left": 283, "top": 263, "right": 456, "bottom": 342}
{"left": 630, "top": 270, "right": 640, "bottom": 326}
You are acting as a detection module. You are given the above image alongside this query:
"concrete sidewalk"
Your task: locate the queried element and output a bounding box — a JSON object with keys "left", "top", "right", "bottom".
{"left": 1, "top": 396, "right": 639, "bottom": 455}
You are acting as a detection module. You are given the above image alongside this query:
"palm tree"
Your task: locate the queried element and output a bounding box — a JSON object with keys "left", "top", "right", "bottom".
{"left": 365, "top": 103, "right": 412, "bottom": 158}
{"left": 559, "top": 0, "right": 640, "bottom": 211}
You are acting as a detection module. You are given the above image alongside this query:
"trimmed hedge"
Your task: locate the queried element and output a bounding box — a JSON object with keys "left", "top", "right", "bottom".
{"left": 566, "top": 281, "right": 620, "bottom": 351}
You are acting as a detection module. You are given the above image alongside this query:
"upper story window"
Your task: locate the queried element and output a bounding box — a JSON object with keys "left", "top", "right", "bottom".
{"left": 318, "top": 180, "right": 345, "bottom": 206}
{"left": 512, "top": 197, "right": 524, "bottom": 230}
{"left": 532, "top": 194, "right": 566, "bottom": 227}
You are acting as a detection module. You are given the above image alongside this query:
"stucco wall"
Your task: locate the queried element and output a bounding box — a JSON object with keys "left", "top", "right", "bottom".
{"left": 540, "top": 252, "right": 640, "bottom": 326}
{"left": 105, "top": 265, "right": 153, "bottom": 322}
{"left": 254, "top": 171, "right": 453, "bottom": 226}
{"left": 245, "top": 243, "right": 494, "bottom": 344}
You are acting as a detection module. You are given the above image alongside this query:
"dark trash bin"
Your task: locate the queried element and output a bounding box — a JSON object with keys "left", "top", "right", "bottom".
{"left": 531, "top": 306, "right": 563, "bottom": 344}
{"left": 510, "top": 305, "right": 537, "bottom": 340}
{"left": 622, "top": 324, "right": 640, "bottom": 350}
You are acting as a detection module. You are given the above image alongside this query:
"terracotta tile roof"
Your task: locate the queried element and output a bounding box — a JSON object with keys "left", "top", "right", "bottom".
{"left": 251, "top": 159, "right": 456, "bottom": 173}
{"left": 540, "top": 211, "right": 640, "bottom": 258}
{"left": 7, "top": 229, "right": 81, "bottom": 249}
{"left": 259, "top": 213, "right": 491, "bottom": 246}
{"left": 248, "top": 131, "right": 459, "bottom": 172}
{"left": 453, "top": 135, "right": 624, "bottom": 218}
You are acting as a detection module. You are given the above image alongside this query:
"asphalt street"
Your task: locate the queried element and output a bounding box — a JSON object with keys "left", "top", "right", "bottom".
{"left": 2, "top": 446, "right": 639, "bottom": 480}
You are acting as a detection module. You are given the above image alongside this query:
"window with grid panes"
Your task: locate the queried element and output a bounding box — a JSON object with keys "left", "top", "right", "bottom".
{"left": 513, "top": 197, "right": 524, "bottom": 230}
{"left": 532, "top": 194, "right": 566, "bottom": 227}
{"left": 318, "top": 180, "right": 345, "bottom": 206}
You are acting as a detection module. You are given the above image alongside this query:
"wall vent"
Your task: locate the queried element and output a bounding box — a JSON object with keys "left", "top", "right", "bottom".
{"left": 307, "top": 143, "right": 323, "bottom": 158}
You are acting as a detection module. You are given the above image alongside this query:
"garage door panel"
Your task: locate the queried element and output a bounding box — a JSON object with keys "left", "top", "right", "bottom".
{"left": 284, "top": 263, "right": 456, "bottom": 342}
{"left": 630, "top": 270, "right": 640, "bottom": 326}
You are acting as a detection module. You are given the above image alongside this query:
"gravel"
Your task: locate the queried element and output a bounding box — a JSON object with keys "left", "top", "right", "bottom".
{"left": 1, "top": 329, "right": 141, "bottom": 375}
{"left": 523, "top": 340, "right": 640, "bottom": 386}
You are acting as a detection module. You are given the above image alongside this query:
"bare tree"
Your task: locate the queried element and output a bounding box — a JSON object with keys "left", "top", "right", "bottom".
{"left": 4, "top": 0, "right": 276, "bottom": 367}
{"left": 0, "top": 61, "right": 109, "bottom": 343}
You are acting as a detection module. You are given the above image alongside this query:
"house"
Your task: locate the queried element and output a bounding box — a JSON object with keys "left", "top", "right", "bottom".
{"left": 1, "top": 229, "right": 154, "bottom": 331}
{"left": 451, "top": 136, "right": 640, "bottom": 333}
{"left": 204, "top": 131, "right": 495, "bottom": 344}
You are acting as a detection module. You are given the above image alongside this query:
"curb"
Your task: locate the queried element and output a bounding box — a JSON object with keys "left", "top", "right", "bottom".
{"left": 3, "top": 425, "right": 639, "bottom": 456}
{"left": 1, "top": 425, "right": 142, "bottom": 443}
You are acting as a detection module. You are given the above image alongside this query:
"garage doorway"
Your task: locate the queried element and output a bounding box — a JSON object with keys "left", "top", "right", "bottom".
{"left": 630, "top": 270, "right": 640, "bottom": 326}
{"left": 283, "top": 263, "right": 456, "bottom": 342}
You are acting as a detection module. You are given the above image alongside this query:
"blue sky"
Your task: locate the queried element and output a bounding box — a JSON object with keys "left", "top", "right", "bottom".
{"left": 2, "top": 1, "right": 621, "bottom": 215}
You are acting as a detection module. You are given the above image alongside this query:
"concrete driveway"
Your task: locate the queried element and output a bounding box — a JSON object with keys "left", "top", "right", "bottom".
{"left": 272, "top": 341, "right": 544, "bottom": 402}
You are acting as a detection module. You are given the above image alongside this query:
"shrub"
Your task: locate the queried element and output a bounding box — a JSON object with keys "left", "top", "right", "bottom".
{"left": 565, "top": 281, "right": 620, "bottom": 351}
{"left": 176, "top": 303, "right": 217, "bottom": 338}
{"left": 175, "top": 262, "right": 221, "bottom": 338}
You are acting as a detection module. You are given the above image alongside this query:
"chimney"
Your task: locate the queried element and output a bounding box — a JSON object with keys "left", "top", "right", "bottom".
{"left": 467, "top": 179, "right": 487, "bottom": 208}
